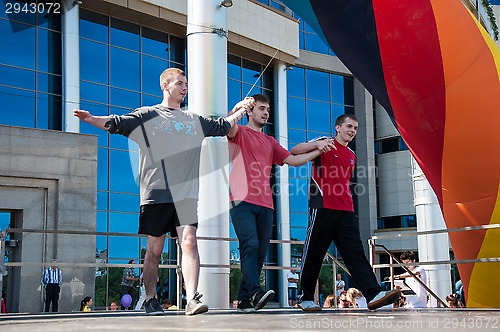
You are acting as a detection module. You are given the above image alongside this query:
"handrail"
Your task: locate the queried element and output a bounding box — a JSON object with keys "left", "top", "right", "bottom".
{"left": 372, "top": 243, "right": 448, "bottom": 308}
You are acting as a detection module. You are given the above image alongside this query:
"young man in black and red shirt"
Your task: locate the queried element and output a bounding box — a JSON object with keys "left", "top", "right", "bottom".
{"left": 291, "top": 114, "right": 400, "bottom": 311}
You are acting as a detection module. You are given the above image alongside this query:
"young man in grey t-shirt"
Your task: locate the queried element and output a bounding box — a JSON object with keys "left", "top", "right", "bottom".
{"left": 74, "top": 68, "right": 253, "bottom": 315}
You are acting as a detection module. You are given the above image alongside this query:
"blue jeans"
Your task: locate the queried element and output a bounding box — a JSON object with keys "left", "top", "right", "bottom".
{"left": 230, "top": 201, "right": 273, "bottom": 301}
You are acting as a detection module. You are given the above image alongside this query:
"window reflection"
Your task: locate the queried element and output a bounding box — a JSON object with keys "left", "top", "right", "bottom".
{"left": 0, "top": 20, "right": 35, "bottom": 69}
{"left": 110, "top": 18, "right": 140, "bottom": 51}
{"left": 110, "top": 47, "right": 140, "bottom": 91}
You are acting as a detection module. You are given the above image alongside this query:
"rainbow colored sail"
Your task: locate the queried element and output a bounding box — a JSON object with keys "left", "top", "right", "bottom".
{"left": 281, "top": 0, "right": 500, "bottom": 307}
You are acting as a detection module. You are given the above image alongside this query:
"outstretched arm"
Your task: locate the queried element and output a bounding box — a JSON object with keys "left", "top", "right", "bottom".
{"left": 226, "top": 97, "right": 255, "bottom": 138}
{"left": 284, "top": 139, "right": 336, "bottom": 166}
{"left": 290, "top": 138, "right": 336, "bottom": 155}
{"left": 73, "top": 110, "right": 113, "bottom": 131}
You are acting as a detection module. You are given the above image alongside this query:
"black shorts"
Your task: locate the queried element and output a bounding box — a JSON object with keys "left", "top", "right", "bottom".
{"left": 139, "top": 199, "right": 198, "bottom": 238}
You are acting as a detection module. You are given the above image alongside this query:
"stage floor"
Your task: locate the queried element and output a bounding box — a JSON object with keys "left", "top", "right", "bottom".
{"left": 1, "top": 307, "right": 499, "bottom": 331}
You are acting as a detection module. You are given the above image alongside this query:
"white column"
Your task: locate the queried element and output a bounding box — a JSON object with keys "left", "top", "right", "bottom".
{"left": 274, "top": 62, "right": 291, "bottom": 307}
{"left": 187, "top": 0, "right": 230, "bottom": 309}
{"left": 353, "top": 79, "right": 377, "bottom": 257}
{"left": 412, "top": 157, "right": 452, "bottom": 307}
{"left": 62, "top": 0, "right": 80, "bottom": 132}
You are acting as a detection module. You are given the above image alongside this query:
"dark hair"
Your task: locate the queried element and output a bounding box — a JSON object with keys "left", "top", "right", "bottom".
{"left": 334, "top": 114, "right": 358, "bottom": 127}
{"left": 400, "top": 251, "right": 416, "bottom": 261}
{"left": 162, "top": 298, "right": 171, "bottom": 305}
{"left": 128, "top": 259, "right": 135, "bottom": 264}
{"left": 246, "top": 94, "right": 271, "bottom": 120}
{"left": 80, "top": 296, "right": 92, "bottom": 311}
{"left": 446, "top": 293, "right": 464, "bottom": 308}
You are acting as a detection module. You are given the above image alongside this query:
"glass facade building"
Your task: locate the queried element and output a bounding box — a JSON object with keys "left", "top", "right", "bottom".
{"left": 0, "top": 0, "right": 459, "bottom": 311}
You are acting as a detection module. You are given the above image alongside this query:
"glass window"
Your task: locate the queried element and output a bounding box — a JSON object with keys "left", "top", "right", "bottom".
{"left": 110, "top": 18, "right": 139, "bottom": 51}
{"left": 110, "top": 193, "right": 140, "bottom": 213}
{"left": 307, "top": 100, "right": 330, "bottom": 134}
{"left": 81, "top": 81, "right": 108, "bottom": 104}
{"left": 109, "top": 88, "right": 140, "bottom": 110}
{"left": 110, "top": 47, "right": 140, "bottom": 91}
{"left": 228, "top": 79, "right": 242, "bottom": 110}
{"left": 330, "top": 74, "right": 345, "bottom": 105}
{"left": 306, "top": 69, "right": 329, "bottom": 102}
{"left": 109, "top": 149, "right": 139, "bottom": 193}
{"left": 97, "top": 192, "right": 109, "bottom": 211}
{"left": 80, "top": 9, "right": 108, "bottom": 43}
{"left": 290, "top": 227, "right": 306, "bottom": 242}
{"left": 290, "top": 213, "right": 309, "bottom": 228}
{"left": 37, "top": 28, "right": 61, "bottom": 75}
{"left": 109, "top": 213, "right": 139, "bottom": 234}
{"left": 0, "top": 86, "right": 35, "bottom": 127}
{"left": 242, "top": 59, "right": 261, "bottom": 85}
{"left": 289, "top": 179, "right": 309, "bottom": 213}
{"left": 96, "top": 211, "right": 108, "bottom": 232}
{"left": 0, "top": 20, "right": 35, "bottom": 69}
{"left": 0, "top": 65, "right": 35, "bottom": 90}
{"left": 288, "top": 129, "right": 306, "bottom": 146}
{"left": 305, "top": 33, "right": 329, "bottom": 55}
{"left": 37, "top": 9, "right": 61, "bottom": 31}
{"left": 227, "top": 54, "right": 241, "bottom": 80}
{"left": 37, "top": 93, "right": 61, "bottom": 130}
{"left": 37, "top": 73, "right": 62, "bottom": 94}
{"left": 169, "top": 35, "right": 186, "bottom": 65}
{"left": 380, "top": 137, "right": 399, "bottom": 154}
{"left": 287, "top": 97, "right": 306, "bottom": 130}
{"left": 142, "top": 55, "right": 168, "bottom": 96}
{"left": 142, "top": 94, "right": 162, "bottom": 106}
{"left": 36, "top": 96, "right": 49, "bottom": 129}
{"left": 142, "top": 27, "right": 168, "bottom": 58}
{"left": 343, "top": 77, "right": 354, "bottom": 106}
{"left": 80, "top": 39, "right": 108, "bottom": 84}
{"left": 97, "top": 148, "right": 109, "bottom": 191}
{"left": 0, "top": 1, "right": 35, "bottom": 24}
{"left": 79, "top": 102, "right": 109, "bottom": 147}
{"left": 108, "top": 236, "right": 139, "bottom": 260}
{"left": 286, "top": 67, "right": 305, "bottom": 98}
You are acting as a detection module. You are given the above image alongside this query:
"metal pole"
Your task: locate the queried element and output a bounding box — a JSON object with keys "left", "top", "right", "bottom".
{"left": 187, "top": 0, "right": 230, "bottom": 309}
{"left": 0, "top": 231, "right": 5, "bottom": 303}
{"left": 274, "top": 62, "right": 291, "bottom": 308}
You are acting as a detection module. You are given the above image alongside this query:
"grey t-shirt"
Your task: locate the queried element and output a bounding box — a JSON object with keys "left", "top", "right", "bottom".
{"left": 107, "top": 105, "right": 231, "bottom": 205}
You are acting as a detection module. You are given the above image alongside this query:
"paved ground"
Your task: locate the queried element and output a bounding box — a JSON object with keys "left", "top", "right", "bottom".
{"left": 1, "top": 308, "right": 499, "bottom": 331}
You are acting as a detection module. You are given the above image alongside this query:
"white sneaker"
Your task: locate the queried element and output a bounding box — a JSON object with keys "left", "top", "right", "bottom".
{"left": 297, "top": 300, "right": 322, "bottom": 312}
{"left": 367, "top": 289, "right": 401, "bottom": 310}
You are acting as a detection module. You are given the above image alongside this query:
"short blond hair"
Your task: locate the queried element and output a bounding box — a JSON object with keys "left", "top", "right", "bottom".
{"left": 159, "top": 68, "right": 185, "bottom": 89}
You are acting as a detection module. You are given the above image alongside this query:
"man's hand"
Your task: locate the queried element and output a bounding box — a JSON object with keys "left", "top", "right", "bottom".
{"left": 73, "top": 109, "right": 92, "bottom": 123}
{"left": 316, "top": 138, "right": 336, "bottom": 153}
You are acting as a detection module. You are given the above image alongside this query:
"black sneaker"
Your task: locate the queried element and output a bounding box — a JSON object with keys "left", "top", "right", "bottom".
{"left": 144, "top": 297, "right": 165, "bottom": 315}
{"left": 237, "top": 300, "right": 256, "bottom": 313}
{"left": 252, "top": 290, "right": 275, "bottom": 310}
{"left": 185, "top": 292, "right": 209, "bottom": 316}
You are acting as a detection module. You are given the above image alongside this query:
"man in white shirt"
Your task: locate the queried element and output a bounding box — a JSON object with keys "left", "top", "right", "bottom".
{"left": 335, "top": 273, "right": 345, "bottom": 297}
{"left": 394, "top": 251, "right": 427, "bottom": 308}
{"left": 287, "top": 269, "right": 299, "bottom": 307}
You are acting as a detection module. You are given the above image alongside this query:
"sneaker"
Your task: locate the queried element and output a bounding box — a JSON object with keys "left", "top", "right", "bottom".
{"left": 297, "top": 300, "right": 322, "bottom": 312}
{"left": 237, "top": 300, "right": 256, "bottom": 313}
{"left": 185, "top": 292, "right": 209, "bottom": 316}
{"left": 252, "top": 290, "right": 275, "bottom": 310}
{"left": 367, "top": 289, "right": 401, "bottom": 310}
{"left": 144, "top": 297, "right": 165, "bottom": 315}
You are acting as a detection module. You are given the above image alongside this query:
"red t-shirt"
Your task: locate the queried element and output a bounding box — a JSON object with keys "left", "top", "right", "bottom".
{"left": 309, "top": 137, "right": 355, "bottom": 211}
{"left": 229, "top": 125, "right": 291, "bottom": 209}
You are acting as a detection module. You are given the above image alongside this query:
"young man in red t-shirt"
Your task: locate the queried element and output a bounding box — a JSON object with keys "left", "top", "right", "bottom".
{"left": 227, "top": 94, "right": 334, "bottom": 312}
{"left": 291, "top": 114, "right": 401, "bottom": 311}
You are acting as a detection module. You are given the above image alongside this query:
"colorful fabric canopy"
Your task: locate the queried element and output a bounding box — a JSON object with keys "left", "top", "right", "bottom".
{"left": 281, "top": 0, "right": 500, "bottom": 307}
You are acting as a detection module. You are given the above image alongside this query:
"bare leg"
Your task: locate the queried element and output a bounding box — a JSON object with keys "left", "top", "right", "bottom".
{"left": 176, "top": 225, "right": 199, "bottom": 300}
{"left": 144, "top": 234, "right": 166, "bottom": 300}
